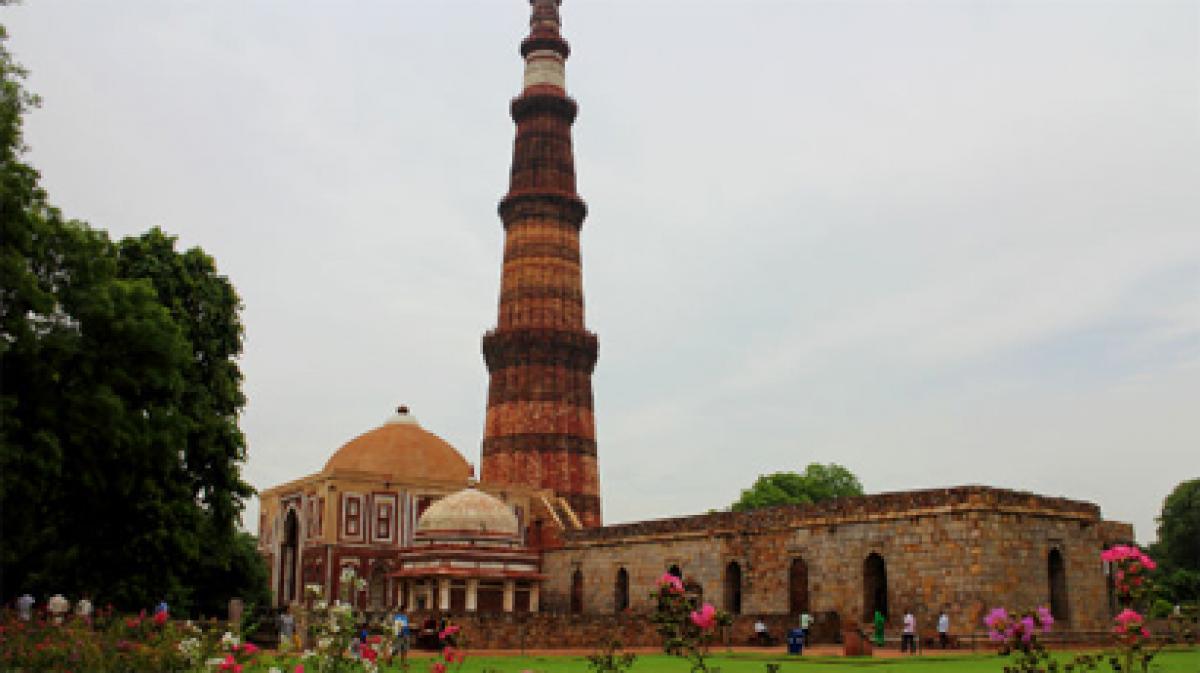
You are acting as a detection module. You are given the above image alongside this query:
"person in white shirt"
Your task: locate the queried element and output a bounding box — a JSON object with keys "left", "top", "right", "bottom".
{"left": 754, "top": 619, "right": 770, "bottom": 646}
{"left": 901, "top": 610, "right": 916, "bottom": 654}
{"left": 937, "top": 611, "right": 950, "bottom": 648}
{"left": 16, "top": 594, "right": 34, "bottom": 621}
{"left": 76, "top": 595, "right": 94, "bottom": 620}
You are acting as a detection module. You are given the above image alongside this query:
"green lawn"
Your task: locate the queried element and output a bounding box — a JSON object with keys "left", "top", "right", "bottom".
{"left": 355, "top": 649, "right": 1200, "bottom": 673}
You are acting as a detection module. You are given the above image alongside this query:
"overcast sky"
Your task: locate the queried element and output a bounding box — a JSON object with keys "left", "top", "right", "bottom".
{"left": 6, "top": 1, "right": 1198, "bottom": 545}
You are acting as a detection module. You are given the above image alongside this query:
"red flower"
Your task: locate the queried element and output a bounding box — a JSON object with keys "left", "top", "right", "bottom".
{"left": 366, "top": 634, "right": 382, "bottom": 644}
{"left": 153, "top": 610, "right": 168, "bottom": 626}
{"left": 239, "top": 642, "right": 259, "bottom": 656}
{"left": 431, "top": 663, "right": 447, "bottom": 673}
{"left": 361, "top": 644, "right": 378, "bottom": 663}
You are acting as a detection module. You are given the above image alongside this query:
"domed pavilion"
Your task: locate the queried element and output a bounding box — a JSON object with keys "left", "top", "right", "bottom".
{"left": 257, "top": 406, "right": 577, "bottom": 610}
{"left": 391, "top": 487, "right": 545, "bottom": 612}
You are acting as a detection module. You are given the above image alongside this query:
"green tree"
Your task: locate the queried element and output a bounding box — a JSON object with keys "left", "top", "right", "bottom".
{"left": 731, "top": 463, "right": 864, "bottom": 512}
{"left": 1149, "top": 478, "right": 1200, "bottom": 605}
{"left": 1155, "top": 478, "right": 1200, "bottom": 573}
{"left": 0, "top": 27, "right": 263, "bottom": 612}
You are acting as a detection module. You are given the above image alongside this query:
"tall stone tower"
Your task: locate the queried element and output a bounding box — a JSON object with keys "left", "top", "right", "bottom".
{"left": 481, "top": 0, "right": 601, "bottom": 528}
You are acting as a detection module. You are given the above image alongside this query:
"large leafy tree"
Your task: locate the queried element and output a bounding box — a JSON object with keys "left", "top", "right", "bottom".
{"left": 1149, "top": 478, "right": 1200, "bottom": 605}
{"left": 1155, "top": 478, "right": 1200, "bottom": 573}
{"left": 0, "top": 27, "right": 262, "bottom": 613}
{"left": 732, "top": 463, "right": 864, "bottom": 512}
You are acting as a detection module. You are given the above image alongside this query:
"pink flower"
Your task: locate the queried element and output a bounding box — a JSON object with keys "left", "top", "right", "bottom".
{"left": 1035, "top": 606, "right": 1054, "bottom": 632}
{"left": 294, "top": 666, "right": 304, "bottom": 673}
{"left": 689, "top": 603, "right": 717, "bottom": 631}
{"left": 431, "top": 663, "right": 447, "bottom": 673}
{"left": 239, "top": 642, "right": 259, "bottom": 656}
{"left": 1018, "top": 616, "right": 1036, "bottom": 642}
{"left": 658, "top": 573, "right": 685, "bottom": 594}
{"left": 1115, "top": 609, "right": 1143, "bottom": 626}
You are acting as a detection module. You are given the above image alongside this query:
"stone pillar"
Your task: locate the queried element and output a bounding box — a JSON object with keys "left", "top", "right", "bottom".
{"left": 466, "top": 579, "right": 479, "bottom": 612}
{"left": 503, "top": 580, "right": 516, "bottom": 613}
{"left": 530, "top": 584, "right": 540, "bottom": 613}
{"left": 438, "top": 579, "right": 451, "bottom": 611}
{"left": 407, "top": 582, "right": 417, "bottom": 610}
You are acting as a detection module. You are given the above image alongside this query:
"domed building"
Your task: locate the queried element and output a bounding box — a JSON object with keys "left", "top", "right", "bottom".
{"left": 392, "top": 487, "right": 545, "bottom": 612}
{"left": 257, "top": 406, "right": 576, "bottom": 611}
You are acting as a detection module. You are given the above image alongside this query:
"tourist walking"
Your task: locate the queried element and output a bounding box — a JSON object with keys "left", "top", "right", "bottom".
{"left": 76, "top": 594, "right": 93, "bottom": 620}
{"left": 872, "top": 610, "right": 885, "bottom": 646}
{"left": 800, "top": 611, "right": 812, "bottom": 642}
{"left": 901, "top": 610, "right": 916, "bottom": 654}
{"left": 391, "top": 611, "right": 411, "bottom": 666}
{"left": 754, "top": 618, "right": 770, "bottom": 646}
{"left": 278, "top": 610, "right": 295, "bottom": 651}
{"left": 47, "top": 594, "right": 70, "bottom": 624}
{"left": 16, "top": 593, "right": 34, "bottom": 621}
{"left": 937, "top": 610, "right": 950, "bottom": 648}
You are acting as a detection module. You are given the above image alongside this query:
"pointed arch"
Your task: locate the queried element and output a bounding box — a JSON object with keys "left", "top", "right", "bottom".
{"left": 614, "top": 567, "right": 630, "bottom": 613}
{"left": 280, "top": 508, "right": 300, "bottom": 606}
{"left": 789, "top": 557, "right": 810, "bottom": 615}
{"left": 725, "top": 561, "right": 743, "bottom": 615}
{"left": 571, "top": 568, "right": 584, "bottom": 614}
{"left": 863, "top": 552, "right": 888, "bottom": 623}
{"left": 1048, "top": 548, "right": 1069, "bottom": 620}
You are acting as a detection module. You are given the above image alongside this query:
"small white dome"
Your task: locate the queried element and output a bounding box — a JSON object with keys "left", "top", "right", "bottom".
{"left": 417, "top": 487, "right": 519, "bottom": 537}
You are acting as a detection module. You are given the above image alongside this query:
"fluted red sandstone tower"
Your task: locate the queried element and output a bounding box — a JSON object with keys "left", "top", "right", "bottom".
{"left": 481, "top": 0, "right": 601, "bottom": 528}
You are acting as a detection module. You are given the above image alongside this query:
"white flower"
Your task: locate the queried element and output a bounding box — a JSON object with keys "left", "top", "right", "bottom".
{"left": 269, "top": 668, "right": 283, "bottom": 673}
{"left": 317, "top": 637, "right": 333, "bottom": 650}
{"left": 220, "top": 631, "right": 240, "bottom": 649}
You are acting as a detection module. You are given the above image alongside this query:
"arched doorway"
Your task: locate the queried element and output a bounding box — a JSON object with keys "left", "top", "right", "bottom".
{"left": 369, "top": 564, "right": 387, "bottom": 611}
{"left": 280, "top": 509, "right": 299, "bottom": 606}
{"left": 571, "top": 569, "right": 584, "bottom": 614}
{"left": 1048, "top": 548, "right": 1069, "bottom": 620}
{"left": 614, "top": 568, "right": 629, "bottom": 612}
{"left": 862, "top": 552, "right": 888, "bottom": 623}
{"left": 789, "top": 557, "right": 810, "bottom": 615}
{"left": 725, "top": 562, "right": 743, "bottom": 614}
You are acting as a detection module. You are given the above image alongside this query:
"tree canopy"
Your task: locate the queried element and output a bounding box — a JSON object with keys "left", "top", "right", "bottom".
{"left": 1155, "top": 478, "right": 1200, "bottom": 573}
{"left": 732, "top": 463, "right": 864, "bottom": 512}
{"left": 1148, "top": 478, "right": 1200, "bottom": 606}
{"left": 0, "top": 27, "right": 265, "bottom": 614}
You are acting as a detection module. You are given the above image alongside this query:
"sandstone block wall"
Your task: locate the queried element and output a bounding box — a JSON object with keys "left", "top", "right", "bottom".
{"left": 543, "top": 487, "right": 1127, "bottom": 634}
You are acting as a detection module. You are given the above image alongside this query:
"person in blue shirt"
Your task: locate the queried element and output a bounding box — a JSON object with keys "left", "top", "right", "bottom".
{"left": 391, "top": 611, "right": 411, "bottom": 665}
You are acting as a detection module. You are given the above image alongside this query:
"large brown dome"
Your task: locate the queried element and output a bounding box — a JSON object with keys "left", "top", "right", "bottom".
{"left": 322, "top": 407, "right": 470, "bottom": 483}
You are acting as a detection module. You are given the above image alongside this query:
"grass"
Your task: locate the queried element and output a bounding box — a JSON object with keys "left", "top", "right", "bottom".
{"left": 346, "top": 649, "right": 1200, "bottom": 673}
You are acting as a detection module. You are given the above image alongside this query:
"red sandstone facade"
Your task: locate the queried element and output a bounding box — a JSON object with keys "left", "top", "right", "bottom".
{"left": 481, "top": 0, "right": 602, "bottom": 528}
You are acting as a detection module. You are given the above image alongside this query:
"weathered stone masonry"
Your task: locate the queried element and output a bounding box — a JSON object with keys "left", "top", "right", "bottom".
{"left": 542, "top": 486, "right": 1133, "bottom": 636}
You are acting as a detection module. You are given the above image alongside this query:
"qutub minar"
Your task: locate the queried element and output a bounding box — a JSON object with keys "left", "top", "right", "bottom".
{"left": 259, "top": 0, "right": 1135, "bottom": 646}
{"left": 481, "top": 0, "right": 602, "bottom": 529}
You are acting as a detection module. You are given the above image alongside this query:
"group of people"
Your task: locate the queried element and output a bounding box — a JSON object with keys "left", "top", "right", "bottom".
{"left": 276, "top": 609, "right": 419, "bottom": 665}
{"left": 752, "top": 612, "right": 813, "bottom": 649}
{"left": 13, "top": 592, "right": 96, "bottom": 623}
{"left": 873, "top": 609, "right": 952, "bottom": 653}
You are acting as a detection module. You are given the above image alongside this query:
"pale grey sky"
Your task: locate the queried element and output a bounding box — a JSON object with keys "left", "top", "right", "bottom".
{"left": 6, "top": 1, "right": 1198, "bottom": 544}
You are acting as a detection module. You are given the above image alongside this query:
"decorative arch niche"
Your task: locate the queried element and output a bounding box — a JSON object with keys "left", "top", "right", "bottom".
{"left": 862, "top": 552, "right": 888, "bottom": 623}
{"left": 725, "top": 561, "right": 743, "bottom": 615}
{"left": 1048, "top": 548, "right": 1069, "bottom": 620}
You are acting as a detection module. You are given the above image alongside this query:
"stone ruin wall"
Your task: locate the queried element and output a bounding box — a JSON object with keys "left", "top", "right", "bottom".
{"left": 542, "top": 487, "right": 1133, "bottom": 636}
